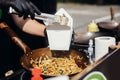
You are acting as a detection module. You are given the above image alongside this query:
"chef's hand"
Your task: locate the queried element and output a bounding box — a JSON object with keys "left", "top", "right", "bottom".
{"left": 0, "top": 0, "right": 41, "bottom": 19}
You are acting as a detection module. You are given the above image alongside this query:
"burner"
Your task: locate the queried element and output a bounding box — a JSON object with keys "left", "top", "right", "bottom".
{"left": 0, "top": 69, "right": 31, "bottom": 80}
{"left": 0, "top": 69, "right": 52, "bottom": 80}
{"left": 20, "top": 70, "right": 31, "bottom": 80}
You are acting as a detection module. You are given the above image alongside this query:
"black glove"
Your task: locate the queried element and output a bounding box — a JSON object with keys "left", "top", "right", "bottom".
{"left": 0, "top": 0, "right": 41, "bottom": 19}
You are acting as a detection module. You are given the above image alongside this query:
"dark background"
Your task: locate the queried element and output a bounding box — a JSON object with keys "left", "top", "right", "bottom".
{"left": 58, "top": 0, "right": 120, "bottom": 5}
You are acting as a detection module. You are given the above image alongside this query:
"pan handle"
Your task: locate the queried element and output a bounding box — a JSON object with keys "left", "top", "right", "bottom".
{"left": 110, "top": 6, "right": 114, "bottom": 21}
{"left": 0, "top": 22, "right": 32, "bottom": 55}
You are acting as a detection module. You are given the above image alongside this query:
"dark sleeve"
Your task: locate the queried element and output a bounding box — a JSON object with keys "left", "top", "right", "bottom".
{"left": 30, "top": 0, "right": 57, "bottom": 14}
{"left": 0, "top": 0, "right": 9, "bottom": 9}
{"left": 0, "top": 6, "right": 9, "bottom": 21}
{"left": 0, "top": 0, "right": 4, "bottom": 7}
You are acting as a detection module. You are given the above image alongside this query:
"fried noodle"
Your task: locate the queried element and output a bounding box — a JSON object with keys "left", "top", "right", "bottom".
{"left": 30, "top": 56, "right": 83, "bottom": 76}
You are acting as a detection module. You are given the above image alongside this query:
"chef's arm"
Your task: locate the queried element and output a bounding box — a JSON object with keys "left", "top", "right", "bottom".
{"left": 11, "top": 14, "right": 46, "bottom": 37}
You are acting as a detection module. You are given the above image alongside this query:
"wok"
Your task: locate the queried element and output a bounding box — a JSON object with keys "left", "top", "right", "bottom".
{"left": 74, "top": 32, "right": 114, "bottom": 44}
{"left": 97, "top": 7, "right": 119, "bottom": 31}
{"left": 0, "top": 22, "right": 89, "bottom": 76}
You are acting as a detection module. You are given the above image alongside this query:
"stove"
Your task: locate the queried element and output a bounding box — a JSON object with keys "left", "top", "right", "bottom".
{"left": 0, "top": 69, "right": 31, "bottom": 80}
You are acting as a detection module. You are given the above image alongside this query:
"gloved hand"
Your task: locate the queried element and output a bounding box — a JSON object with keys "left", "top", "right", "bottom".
{"left": 0, "top": 0, "right": 41, "bottom": 19}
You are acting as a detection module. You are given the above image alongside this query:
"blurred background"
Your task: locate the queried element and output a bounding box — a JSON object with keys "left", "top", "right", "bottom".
{"left": 55, "top": 0, "right": 120, "bottom": 33}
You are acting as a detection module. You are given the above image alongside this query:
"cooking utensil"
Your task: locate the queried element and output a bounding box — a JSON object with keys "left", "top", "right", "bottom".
{"left": 9, "top": 7, "right": 68, "bottom": 26}
{"left": 73, "top": 32, "right": 113, "bottom": 44}
{"left": 0, "top": 22, "right": 89, "bottom": 76}
{"left": 97, "top": 7, "right": 119, "bottom": 30}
